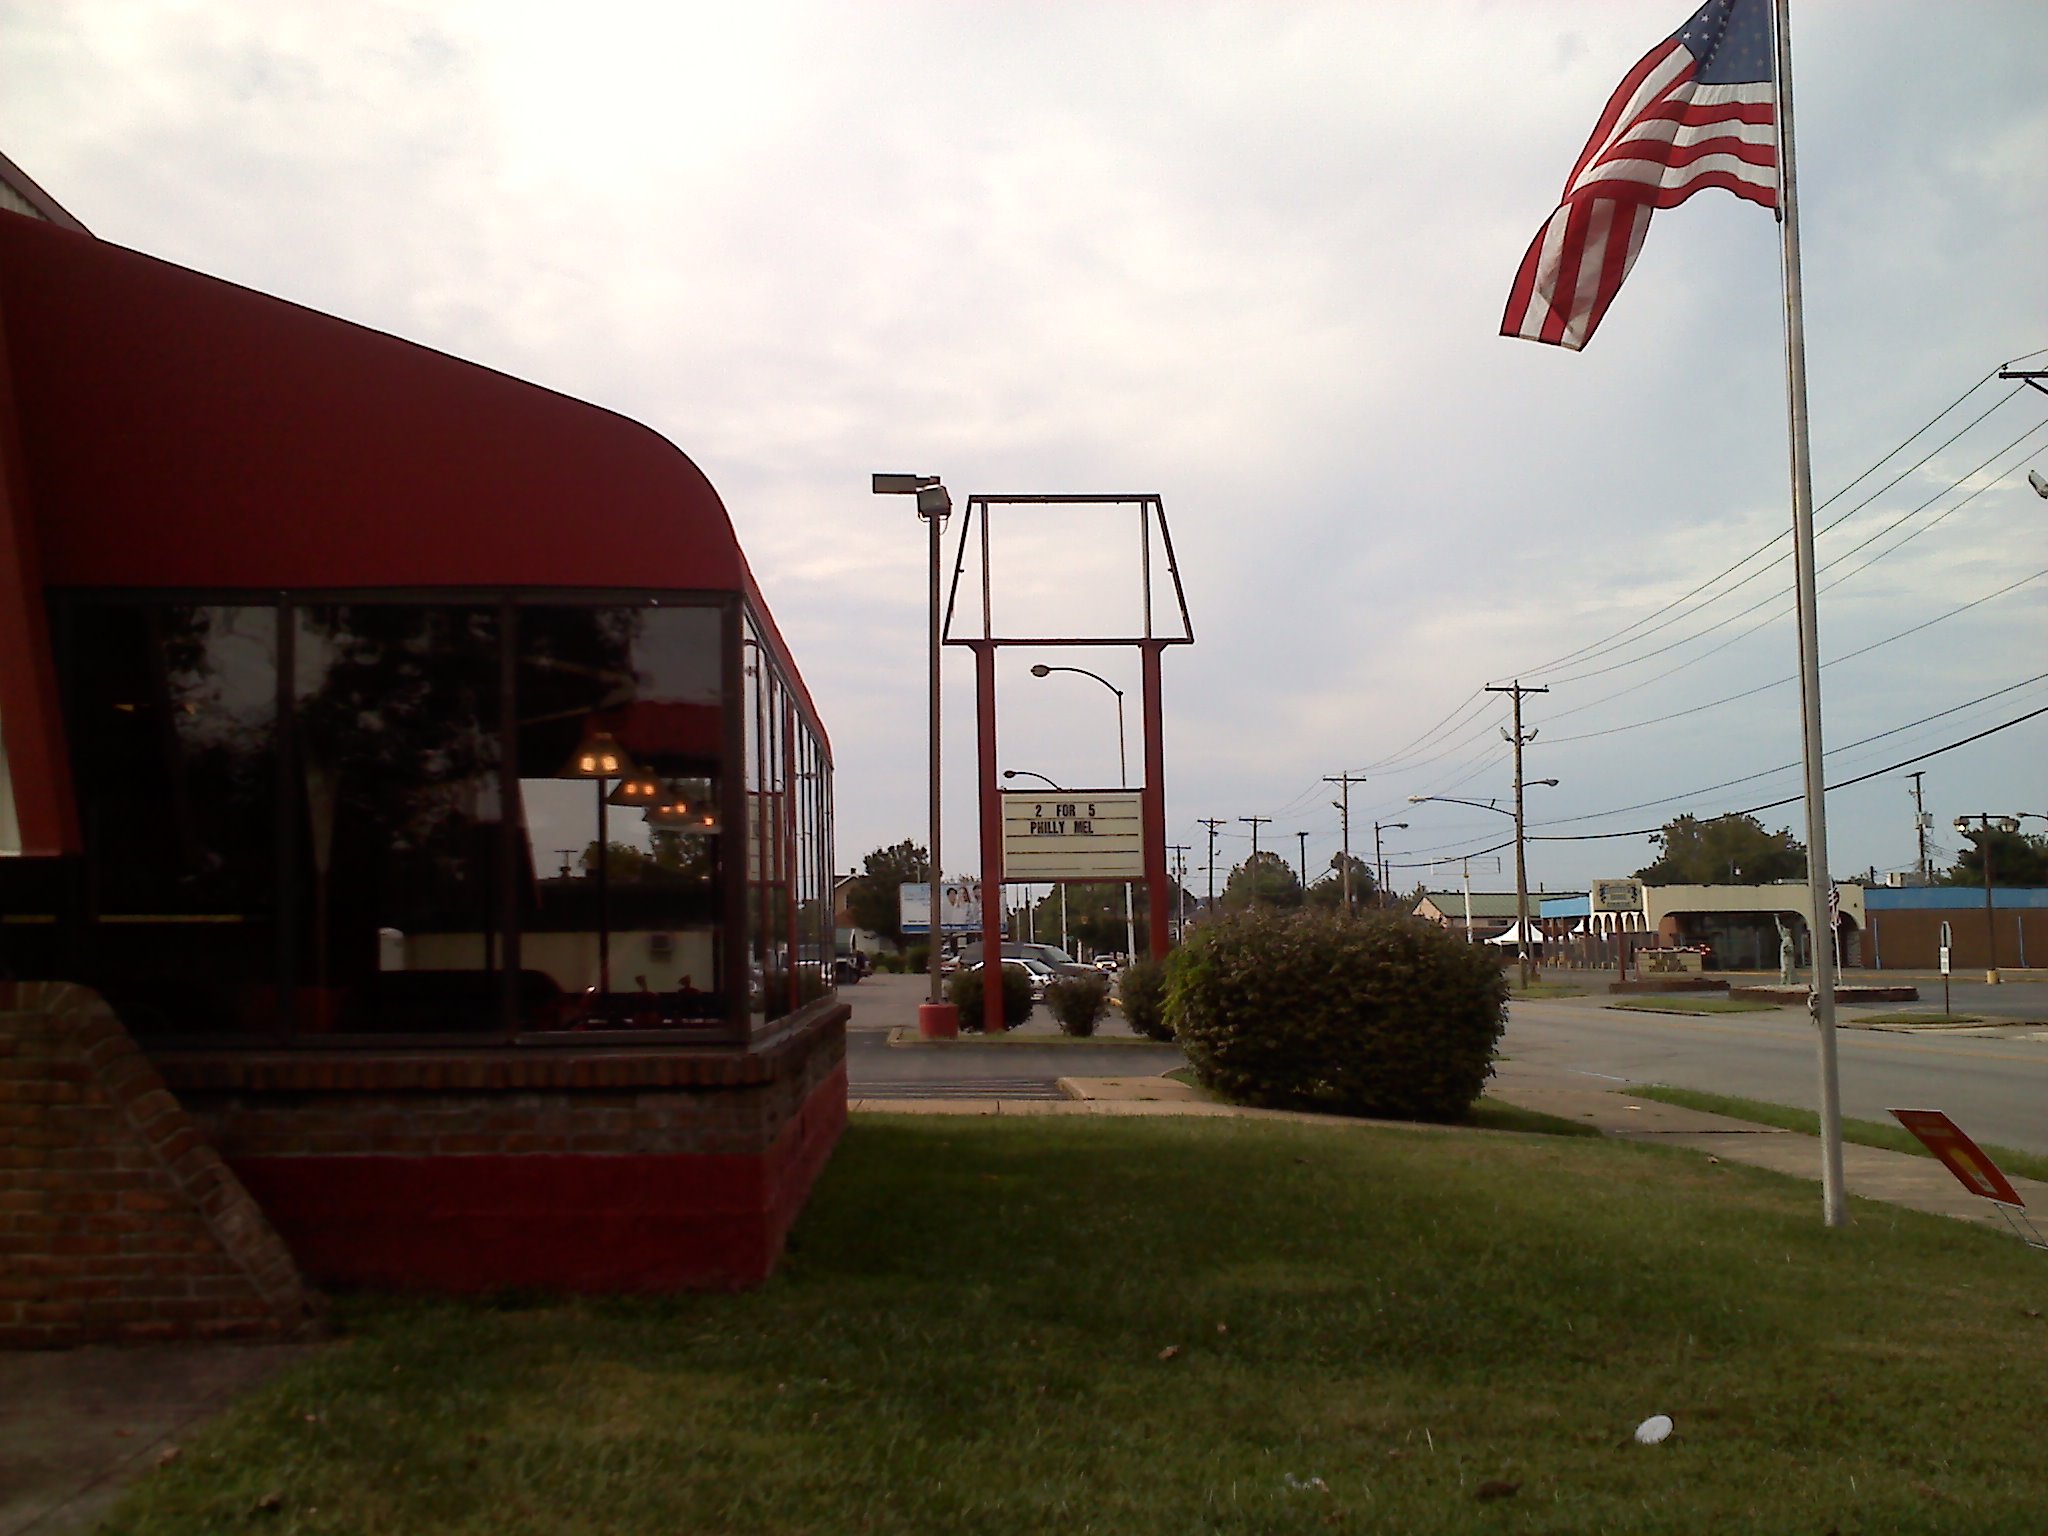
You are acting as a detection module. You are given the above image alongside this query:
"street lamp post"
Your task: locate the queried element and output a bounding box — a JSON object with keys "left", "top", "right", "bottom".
{"left": 1954, "top": 812, "right": 2023, "bottom": 983}
{"left": 874, "top": 473, "right": 958, "bottom": 1036}
{"left": 1409, "top": 785, "right": 1556, "bottom": 987}
{"left": 1004, "top": 768, "right": 1070, "bottom": 952}
{"left": 1028, "top": 663, "right": 1135, "bottom": 960}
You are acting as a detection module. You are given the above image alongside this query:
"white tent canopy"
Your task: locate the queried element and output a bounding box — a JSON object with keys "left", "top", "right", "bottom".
{"left": 1484, "top": 920, "right": 1546, "bottom": 946}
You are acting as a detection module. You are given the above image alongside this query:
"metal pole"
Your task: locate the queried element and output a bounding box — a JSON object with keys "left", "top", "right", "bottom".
{"left": 1512, "top": 693, "right": 1531, "bottom": 989}
{"left": 1773, "top": 0, "right": 1846, "bottom": 1228}
{"left": 927, "top": 497, "right": 944, "bottom": 1008}
{"left": 1982, "top": 825, "right": 2000, "bottom": 983}
{"left": 1296, "top": 831, "right": 1309, "bottom": 896}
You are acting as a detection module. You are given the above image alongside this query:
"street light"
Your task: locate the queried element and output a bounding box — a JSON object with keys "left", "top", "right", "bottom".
{"left": 874, "top": 472, "right": 957, "bottom": 1036}
{"left": 1409, "top": 783, "right": 1558, "bottom": 987}
{"left": 1003, "top": 769, "right": 1068, "bottom": 952}
{"left": 1027, "top": 662, "right": 1135, "bottom": 961}
{"left": 1373, "top": 820, "right": 1408, "bottom": 906}
{"left": 1954, "top": 812, "right": 2024, "bottom": 983}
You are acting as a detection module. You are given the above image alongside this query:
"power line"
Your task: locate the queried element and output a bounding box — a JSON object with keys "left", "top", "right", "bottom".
{"left": 1543, "top": 567, "right": 2048, "bottom": 744}
{"left": 1529, "top": 704, "right": 2048, "bottom": 843}
{"left": 1514, "top": 367, "right": 2019, "bottom": 681}
{"left": 1531, "top": 672, "right": 2048, "bottom": 829}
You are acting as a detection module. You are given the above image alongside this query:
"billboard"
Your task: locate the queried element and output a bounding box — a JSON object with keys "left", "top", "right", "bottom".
{"left": 899, "top": 879, "right": 984, "bottom": 934}
{"left": 1000, "top": 790, "right": 1145, "bottom": 880}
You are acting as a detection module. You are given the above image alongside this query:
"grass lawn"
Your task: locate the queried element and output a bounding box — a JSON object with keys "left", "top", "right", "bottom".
{"left": 1852, "top": 1010, "right": 1987, "bottom": 1026}
{"left": 1630, "top": 1083, "right": 2048, "bottom": 1186}
{"left": 1605, "top": 995, "right": 1777, "bottom": 1016}
{"left": 110, "top": 1118, "right": 2048, "bottom": 1535}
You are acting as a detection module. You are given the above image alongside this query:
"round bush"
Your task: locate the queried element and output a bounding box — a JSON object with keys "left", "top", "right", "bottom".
{"left": 1116, "top": 957, "right": 1173, "bottom": 1040}
{"left": 1168, "top": 908, "right": 1508, "bottom": 1121}
{"left": 1045, "top": 973, "right": 1110, "bottom": 1036}
{"left": 945, "top": 963, "right": 1037, "bottom": 1032}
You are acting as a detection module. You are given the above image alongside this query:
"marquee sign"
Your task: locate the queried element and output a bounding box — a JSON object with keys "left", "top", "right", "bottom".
{"left": 1001, "top": 790, "right": 1145, "bottom": 880}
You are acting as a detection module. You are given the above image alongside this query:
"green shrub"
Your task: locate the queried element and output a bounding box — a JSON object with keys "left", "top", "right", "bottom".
{"left": 945, "top": 963, "right": 1037, "bottom": 1032}
{"left": 905, "top": 944, "right": 930, "bottom": 975}
{"left": 871, "top": 951, "right": 902, "bottom": 974}
{"left": 1116, "top": 957, "right": 1173, "bottom": 1040}
{"left": 1045, "top": 973, "right": 1110, "bottom": 1036}
{"left": 1168, "top": 908, "right": 1507, "bottom": 1121}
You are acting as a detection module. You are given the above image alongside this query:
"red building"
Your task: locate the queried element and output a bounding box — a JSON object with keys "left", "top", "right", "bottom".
{"left": 0, "top": 164, "right": 847, "bottom": 1344}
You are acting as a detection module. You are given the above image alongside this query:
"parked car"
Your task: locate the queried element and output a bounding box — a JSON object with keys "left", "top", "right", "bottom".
{"left": 954, "top": 942, "right": 1095, "bottom": 982}
{"left": 967, "top": 956, "right": 1059, "bottom": 1000}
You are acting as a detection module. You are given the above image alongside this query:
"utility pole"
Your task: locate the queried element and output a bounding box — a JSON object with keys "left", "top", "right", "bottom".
{"left": 1374, "top": 820, "right": 1408, "bottom": 908}
{"left": 1324, "top": 774, "right": 1366, "bottom": 914}
{"left": 1167, "top": 844, "right": 1190, "bottom": 941}
{"left": 1198, "top": 818, "right": 1226, "bottom": 916}
{"left": 1487, "top": 681, "right": 1549, "bottom": 989}
{"left": 1295, "top": 831, "right": 1310, "bottom": 896}
{"left": 1908, "top": 771, "right": 1930, "bottom": 884}
{"left": 1239, "top": 817, "right": 1272, "bottom": 903}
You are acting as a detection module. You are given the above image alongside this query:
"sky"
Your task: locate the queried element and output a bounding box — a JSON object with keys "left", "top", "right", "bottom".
{"left": 4, "top": 0, "right": 2044, "bottom": 900}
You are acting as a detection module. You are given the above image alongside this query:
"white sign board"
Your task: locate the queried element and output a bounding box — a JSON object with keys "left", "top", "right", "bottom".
{"left": 899, "top": 880, "right": 983, "bottom": 935}
{"left": 1001, "top": 790, "right": 1145, "bottom": 880}
{"left": 1591, "top": 878, "right": 1644, "bottom": 913}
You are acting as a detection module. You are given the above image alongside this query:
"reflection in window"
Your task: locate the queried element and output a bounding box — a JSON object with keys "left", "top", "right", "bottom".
{"left": 517, "top": 606, "right": 725, "bottom": 1029}
{"left": 60, "top": 604, "right": 280, "bottom": 1037}
{"left": 295, "top": 605, "right": 502, "bottom": 1034}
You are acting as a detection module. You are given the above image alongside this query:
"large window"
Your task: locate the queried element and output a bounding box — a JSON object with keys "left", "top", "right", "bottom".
{"left": 57, "top": 604, "right": 280, "bottom": 1037}
{"left": 19, "top": 591, "right": 833, "bottom": 1046}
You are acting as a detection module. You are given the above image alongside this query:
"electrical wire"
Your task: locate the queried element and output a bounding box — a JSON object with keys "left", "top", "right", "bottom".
{"left": 1528, "top": 704, "right": 2048, "bottom": 842}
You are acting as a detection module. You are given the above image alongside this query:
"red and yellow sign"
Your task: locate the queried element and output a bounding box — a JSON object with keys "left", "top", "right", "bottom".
{"left": 1890, "top": 1109, "right": 2024, "bottom": 1207}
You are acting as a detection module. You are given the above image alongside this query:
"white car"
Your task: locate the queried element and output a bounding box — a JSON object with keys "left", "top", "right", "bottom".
{"left": 970, "top": 956, "right": 1058, "bottom": 999}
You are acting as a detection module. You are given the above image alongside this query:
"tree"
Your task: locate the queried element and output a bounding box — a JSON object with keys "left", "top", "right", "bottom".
{"left": 1305, "top": 853, "right": 1378, "bottom": 911}
{"left": 846, "top": 840, "right": 929, "bottom": 948}
{"left": 1635, "top": 813, "right": 1805, "bottom": 885}
{"left": 1222, "top": 851, "right": 1302, "bottom": 910}
{"left": 1943, "top": 827, "right": 2048, "bottom": 888}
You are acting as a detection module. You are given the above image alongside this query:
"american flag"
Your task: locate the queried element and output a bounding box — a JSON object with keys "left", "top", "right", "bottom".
{"left": 1501, "top": 0, "right": 1778, "bottom": 351}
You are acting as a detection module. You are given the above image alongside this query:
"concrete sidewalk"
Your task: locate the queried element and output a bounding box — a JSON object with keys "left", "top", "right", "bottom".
{"left": 855, "top": 1059, "right": 2048, "bottom": 1239}
{"left": 0, "top": 1342, "right": 312, "bottom": 1536}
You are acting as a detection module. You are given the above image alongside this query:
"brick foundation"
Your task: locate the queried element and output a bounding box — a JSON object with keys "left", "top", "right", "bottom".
{"left": 0, "top": 982, "right": 322, "bottom": 1348}
{"left": 160, "top": 1006, "right": 849, "bottom": 1293}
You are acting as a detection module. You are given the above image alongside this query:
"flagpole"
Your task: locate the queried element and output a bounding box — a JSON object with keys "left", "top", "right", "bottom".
{"left": 1771, "top": 0, "right": 1847, "bottom": 1228}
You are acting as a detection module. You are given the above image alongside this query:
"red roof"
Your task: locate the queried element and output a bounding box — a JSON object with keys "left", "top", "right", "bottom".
{"left": 0, "top": 209, "right": 823, "bottom": 745}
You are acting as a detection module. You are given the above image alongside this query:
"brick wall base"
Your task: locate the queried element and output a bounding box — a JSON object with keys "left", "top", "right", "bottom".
{"left": 163, "top": 1006, "right": 849, "bottom": 1293}
{"left": 0, "top": 983, "right": 323, "bottom": 1349}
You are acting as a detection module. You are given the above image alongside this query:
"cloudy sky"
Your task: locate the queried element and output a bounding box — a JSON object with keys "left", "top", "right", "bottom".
{"left": 6, "top": 0, "right": 2043, "bottom": 899}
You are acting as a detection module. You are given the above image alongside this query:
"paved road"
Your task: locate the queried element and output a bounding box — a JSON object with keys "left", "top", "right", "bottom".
{"left": 1507, "top": 992, "right": 2048, "bottom": 1156}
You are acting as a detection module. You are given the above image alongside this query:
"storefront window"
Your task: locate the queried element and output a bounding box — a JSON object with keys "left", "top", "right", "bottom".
{"left": 37, "top": 591, "right": 796, "bottom": 1046}
{"left": 516, "top": 604, "right": 725, "bottom": 1030}
{"left": 294, "top": 604, "right": 502, "bottom": 1035}
{"left": 58, "top": 603, "right": 280, "bottom": 1038}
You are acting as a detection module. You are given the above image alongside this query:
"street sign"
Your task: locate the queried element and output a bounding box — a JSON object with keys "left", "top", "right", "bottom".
{"left": 1000, "top": 790, "right": 1144, "bottom": 880}
{"left": 1940, "top": 946, "right": 1952, "bottom": 976}
{"left": 1889, "top": 1109, "right": 2023, "bottom": 1207}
